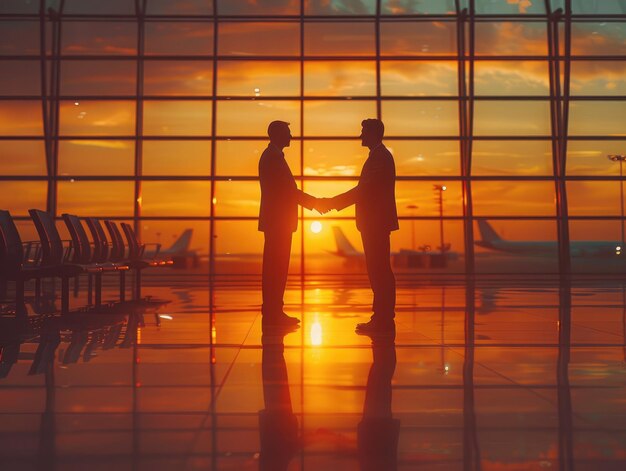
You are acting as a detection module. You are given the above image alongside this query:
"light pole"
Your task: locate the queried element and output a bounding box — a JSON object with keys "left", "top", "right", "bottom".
{"left": 608, "top": 154, "right": 626, "bottom": 246}
{"left": 433, "top": 185, "right": 447, "bottom": 256}
{"left": 406, "top": 204, "right": 419, "bottom": 250}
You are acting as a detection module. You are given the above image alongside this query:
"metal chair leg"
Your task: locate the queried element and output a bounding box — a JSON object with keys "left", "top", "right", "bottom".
{"left": 15, "top": 278, "right": 27, "bottom": 318}
{"left": 61, "top": 276, "right": 70, "bottom": 315}
{"left": 120, "top": 271, "right": 126, "bottom": 302}
{"left": 95, "top": 273, "right": 102, "bottom": 307}
{"left": 134, "top": 270, "right": 142, "bottom": 301}
{"left": 87, "top": 274, "right": 93, "bottom": 305}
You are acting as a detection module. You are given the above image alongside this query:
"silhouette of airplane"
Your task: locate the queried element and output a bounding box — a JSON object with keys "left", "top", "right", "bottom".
{"left": 145, "top": 229, "right": 196, "bottom": 258}
{"left": 475, "top": 219, "right": 623, "bottom": 258}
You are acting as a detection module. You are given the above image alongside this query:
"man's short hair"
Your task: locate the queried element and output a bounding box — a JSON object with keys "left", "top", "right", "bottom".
{"left": 268, "top": 120, "right": 290, "bottom": 138}
{"left": 361, "top": 118, "right": 384, "bottom": 140}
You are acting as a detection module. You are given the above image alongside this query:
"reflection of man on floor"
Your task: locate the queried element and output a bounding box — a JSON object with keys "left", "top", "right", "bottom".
{"left": 258, "top": 330, "right": 298, "bottom": 471}
{"left": 358, "top": 337, "right": 399, "bottom": 471}
{"left": 258, "top": 121, "right": 326, "bottom": 328}
{"left": 323, "top": 119, "right": 399, "bottom": 334}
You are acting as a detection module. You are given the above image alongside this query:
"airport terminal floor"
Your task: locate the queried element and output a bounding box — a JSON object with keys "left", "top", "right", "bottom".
{"left": 1, "top": 275, "right": 626, "bottom": 470}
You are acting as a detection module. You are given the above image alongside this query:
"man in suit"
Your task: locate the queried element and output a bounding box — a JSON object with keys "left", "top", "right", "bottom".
{"left": 258, "top": 121, "right": 324, "bottom": 328}
{"left": 323, "top": 119, "right": 398, "bottom": 334}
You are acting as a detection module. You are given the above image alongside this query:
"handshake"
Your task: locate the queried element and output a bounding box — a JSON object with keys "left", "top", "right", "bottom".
{"left": 311, "top": 197, "right": 336, "bottom": 215}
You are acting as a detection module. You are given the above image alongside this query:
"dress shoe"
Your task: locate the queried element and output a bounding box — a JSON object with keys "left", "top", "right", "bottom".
{"left": 355, "top": 318, "right": 395, "bottom": 336}
{"left": 262, "top": 312, "right": 300, "bottom": 328}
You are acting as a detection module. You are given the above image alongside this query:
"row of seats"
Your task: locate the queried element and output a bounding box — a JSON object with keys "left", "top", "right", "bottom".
{"left": 0, "top": 209, "right": 173, "bottom": 317}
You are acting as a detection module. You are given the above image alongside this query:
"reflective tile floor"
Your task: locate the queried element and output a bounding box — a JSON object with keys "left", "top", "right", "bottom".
{"left": 1, "top": 276, "right": 626, "bottom": 470}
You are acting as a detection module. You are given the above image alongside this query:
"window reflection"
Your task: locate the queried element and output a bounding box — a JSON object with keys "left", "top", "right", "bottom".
{"left": 142, "top": 181, "right": 212, "bottom": 217}
{"left": 381, "top": 61, "right": 457, "bottom": 96}
{"left": 472, "top": 181, "right": 555, "bottom": 216}
{"left": 143, "top": 101, "right": 212, "bottom": 136}
{"left": 304, "top": 22, "right": 375, "bottom": 56}
{"left": 58, "top": 140, "right": 135, "bottom": 176}
{"left": 218, "top": 22, "right": 299, "bottom": 56}
{"left": 0, "top": 182, "right": 47, "bottom": 215}
{"left": 304, "top": 101, "right": 377, "bottom": 136}
{"left": 304, "top": 61, "right": 376, "bottom": 96}
{"left": 217, "top": 61, "right": 299, "bottom": 97}
{"left": 143, "top": 141, "right": 211, "bottom": 175}
{"left": 57, "top": 181, "right": 134, "bottom": 217}
{"left": 144, "top": 61, "right": 212, "bottom": 96}
{"left": 59, "top": 100, "right": 136, "bottom": 136}
{"left": 145, "top": 22, "right": 214, "bottom": 56}
{"left": 217, "top": 100, "right": 300, "bottom": 136}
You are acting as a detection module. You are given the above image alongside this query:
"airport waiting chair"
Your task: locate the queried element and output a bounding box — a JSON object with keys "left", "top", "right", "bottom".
{"left": 62, "top": 214, "right": 129, "bottom": 305}
{"left": 28, "top": 209, "right": 97, "bottom": 315}
{"left": 0, "top": 209, "right": 61, "bottom": 317}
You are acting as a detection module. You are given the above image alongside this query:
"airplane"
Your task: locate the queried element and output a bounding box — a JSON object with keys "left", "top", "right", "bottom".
{"left": 475, "top": 219, "right": 623, "bottom": 258}
{"left": 330, "top": 226, "right": 460, "bottom": 266}
{"left": 145, "top": 229, "right": 196, "bottom": 258}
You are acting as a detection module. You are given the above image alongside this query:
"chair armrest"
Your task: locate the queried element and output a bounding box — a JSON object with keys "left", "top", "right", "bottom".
{"left": 62, "top": 240, "right": 74, "bottom": 263}
{"left": 21, "top": 241, "right": 42, "bottom": 266}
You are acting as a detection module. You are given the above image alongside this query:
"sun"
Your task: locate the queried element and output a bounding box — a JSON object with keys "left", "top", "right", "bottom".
{"left": 310, "top": 221, "right": 323, "bottom": 234}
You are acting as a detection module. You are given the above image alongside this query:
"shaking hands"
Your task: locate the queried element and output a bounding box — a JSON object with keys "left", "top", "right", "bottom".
{"left": 313, "top": 197, "right": 335, "bottom": 215}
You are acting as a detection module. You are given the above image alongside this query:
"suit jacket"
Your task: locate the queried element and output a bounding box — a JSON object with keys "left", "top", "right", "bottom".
{"left": 258, "top": 144, "right": 315, "bottom": 233}
{"left": 333, "top": 143, "right": 399, "bottom": 234}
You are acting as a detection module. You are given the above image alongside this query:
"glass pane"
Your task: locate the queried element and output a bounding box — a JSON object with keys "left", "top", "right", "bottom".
{"left": 146, "top": 0, "right": 214, "bottom": 15}
{"left": 0, "top": 100, "right": 42, "bottom": 136}
{"left": 472, "top": 140, "right": 553, "bottom": 176}
{"left": 144, "top": 61, "right": 213, "bottom": 96}
{"left": 64, "top": 0, "right": 135, "bottom": 14}
{"left": 218, "top": 23, "right": 299, "bottom": 56}
{"left": 0, "top": 60, "right": 40, "bottom": 95}
{"left": 570, "top": 220, "right": 624, "bottom": 274}
{"left": 567, "top": 181, "right": 623, "bottom": 216}
{"left": 474, "top": 0, "right": 547, "bottom": 14}
{"left": 0, "top": 141, "right": 46, "bottom": 175}
{"left": 217, "top": 61, "right": 299, "bottom": 97}
{"left": 475, "top": 61, "right": 550, "bottom": 96}
{"left": 303, "top": 140, "right": 366, "bottom": 177}
{"left": 0, "top": 0, "right": 39, "bottom": 14}
{"left": 59, "top": 100, "right": 135, "bottom": 136}
{"left": 216, "top": 140, "right": 301, "bottom": 176}
{"left": 304, "top": 23, "right": 375, "bottom": 57}
{"left": 403, "top": 181, "right": 464, "bottom": 216}
{"left": 474, "top": 22, "right": 548, "bottom": 56}
{"left": 472, "top": 181, "right": 556, "bottom": 216}
{"left": 302, "top": 180, "right": 358, "bottom": 218}
{"left": 139, "top": 220, "right": 209, "bottom": 272}
{"left": 381, "top": 0, "right": 456, "bottom": 14}
{"left": 0, "top": 21, "right": 39, "bottom": 55}
{"left": 571, "top": 1, "right": 626, "bottom": 14}
{"left": 216, "top": 100, "right": 300, "bottom": 136}
{"left": 143, "top": 101, "right": 212, "bottom": 136}
{"left": 381, "top": 61, "right": 457, "bottom": 96}
{"left": 570, "top": 61, "right": 626, "bottom": 96}
{"left": 304, "top": 101, "right": 377, "bottom": 136}
{"left": 61, "top": 61, "right": 137, "bottom": 96}
{"left": 304, "top": 61, "right": 376, "bottom": 96}
{"left": 305, "top": 0, "right": 376, "bottom": 15}
{"left": 141, "top": 181, "right": 212, "bottom": 217}
{"left": 219, "top": 0, "right": 299, "bottom": 15}
{"left": 143, "top": 141, "right": 211, "bottom": 176}
{"left": 569, "top": 101, "right": 626, "bottom": 136}
{"left": 383, "top": 101, "right": 459, "bottom": 136}
{"left": 474, "top": 219, "right": 558, "bottom": 274}
{"left": 145, "top": 22, "right": 214, "bottom": 56}
{"left": 214, "top": 181, "right": 260, "bottom": 217}
{"left": 0, "top": 182, "right": 47, "bottom": 216}
{"left": 473, "top": 101, "right": 551, "bottom": 136}
{"left": 390, "top": 140, "right": 460, "bottom": 176}
{"left": 572, "top": 22, "right": 626, "bottom": 56}
{"left": 62, "top": 22, "right": 137, "bottom": 56}
{"left": 58, "top": 140, "right": 135, "bottom": 176}
{"left": 57, "top": 181, "right": 135, "bottom": 217}
{"left": 567, "top": 141, "right": 626, "bottom": 176}
{"left": 380, "top": 21, "right": 457, "bottom": 56}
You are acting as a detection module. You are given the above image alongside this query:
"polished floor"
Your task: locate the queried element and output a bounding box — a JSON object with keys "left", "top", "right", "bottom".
{"left": 1, "top": 276, "right": 626, "bottom": 470}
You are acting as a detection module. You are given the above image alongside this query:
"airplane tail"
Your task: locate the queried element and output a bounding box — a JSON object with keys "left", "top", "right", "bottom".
{"left": 476, "top": 219, "right": 501, "bottom": 242}
{"left": 164, "top": 229, "right": 193, "bottom": 254}
{"left": 332, "top": 226, "right": 360, "bottom": 256}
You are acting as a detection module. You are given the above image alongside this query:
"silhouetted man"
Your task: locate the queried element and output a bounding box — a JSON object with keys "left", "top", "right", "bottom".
{"left": 258, "top": 329, "right": 299, "bottom": 471}
{"left": 358, "top": 336, "right": 399, "bottom": 471}
{"left": 258, "top": 121, "right": 324, "bottom": 327}
{"left": 325, "top": 119, "right": 398, "bottom": 334}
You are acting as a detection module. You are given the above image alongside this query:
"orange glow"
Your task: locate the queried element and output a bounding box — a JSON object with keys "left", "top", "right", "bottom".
{"left": 310, "top": 221, "right": 322, "bottom": 234}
